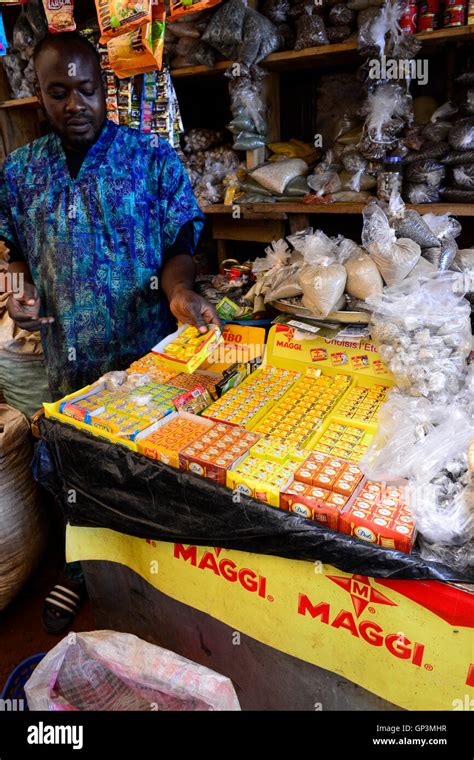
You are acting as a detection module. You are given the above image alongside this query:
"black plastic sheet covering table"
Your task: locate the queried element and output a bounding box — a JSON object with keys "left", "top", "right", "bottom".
{"left": 38, "top": 417, "right": 473, "bottom": 582}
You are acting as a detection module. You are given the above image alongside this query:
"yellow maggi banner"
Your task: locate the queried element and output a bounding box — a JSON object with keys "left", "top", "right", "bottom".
{"left": 67, "top": 526, "right": 474, "bottom": 711}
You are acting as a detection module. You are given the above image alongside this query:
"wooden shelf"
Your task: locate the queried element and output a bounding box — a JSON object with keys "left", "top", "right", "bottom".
{"left": 0, "top": 96, "right": 39, "bottom": 109}
{"left": 202, "top": 202, "right": 474, "bottom": 216}
{"left": 172, "top": 25, "right": 474, "bottom": 79}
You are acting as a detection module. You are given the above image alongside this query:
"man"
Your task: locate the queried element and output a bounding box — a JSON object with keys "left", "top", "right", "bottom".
{"left": 0, "top": 31, "right": 219, "bottom": 632}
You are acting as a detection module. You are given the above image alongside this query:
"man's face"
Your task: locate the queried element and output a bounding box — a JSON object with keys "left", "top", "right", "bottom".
{"left": 35, "top": 45, "right": 106, "bottom": 150}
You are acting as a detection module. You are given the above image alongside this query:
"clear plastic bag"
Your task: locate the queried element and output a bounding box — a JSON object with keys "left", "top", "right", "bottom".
{"left": 418, "top": 536, "right": 474, "bottom": 576}
{"left": 403, "top": 183, "right": 440, "bottom": 204}
{"left": 298, "top": 263, "right": 347, "bottom": 318}
{"left": 251, "top": 158, "right": 307, "bottom": 194}
{"left": 440, "top": 187, "right": 474, "bottom": 203}
{"left": 368, "top": 272, "right": 472, "bottom": 402}
{"left": 451, "top": 163, "right": 474, "bottom": 190}
{"left": 25, "top": 631, "right": 241, "bottom": 711}
{"left": 301, "top": 228, "right": 338, "bottom": 266}
{"left": 260, "top": 0, "right": 290, "bottom": 25}
{"left": 360, "top": 393, "right": 473, "bottom": 484}
{"left": 344, "top": 251, "right": 383, "bottom": 299}
{"left": 362, "top": 203, "right": 420, "bottom": 286}
{"left": 201, "top": 0, "right": 246, "bottom": 58}
{"left": 294, "top": 12, "right": 329, "bottom": 50}
{"left": 405, "top": 159, "right": 446, "bottom": 189}
{"left": 421, "top": 212, "right": 462, "bottom": 241}
{"left": 448, "top": 117, "right": 474, "bottom": 151}
{"left": 326, "top": 25, "right": 352, "bottom": 42}
{"left": 183, "top": 129, "right": 224, "bottom": 153}
{"left": 421, "top": 120, "right": 451, "bottom": 143}
{"left": 232, "top": 132, "right": 266, "bottom": 150}
{"left": 240, "top": 8, "right": 282, "bottom": 65}
{"left": 329, "top": 3, "right": 355, "bottom": 25}
{"left": 361, "top": 83, "right": 412, "bottom": 145}
{"left": 422, "top": 237, "right": 458, "bottom": 271}
{"left": 404, "top": 142, "right": 449, "bottom": 163}
{"left": 393, "top": 210, "right": 440, "bottom": 248}
{"left": 263, "top": 263, "right": 303, "bottom": 301}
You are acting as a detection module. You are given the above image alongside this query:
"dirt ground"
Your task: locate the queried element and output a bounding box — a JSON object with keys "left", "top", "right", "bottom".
{"left": 0, "top": 548, "right": 95, "bottom": 691}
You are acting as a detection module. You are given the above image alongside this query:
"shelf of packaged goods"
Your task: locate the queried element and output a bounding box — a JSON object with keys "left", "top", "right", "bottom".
{"left": 0, "top": 96, "right": 40, "bottom": 109}
{"left": 171, "top": 26, "right": 474, "bottom": 79}
{"left": 201, "top": 202, "right": 474, "bottom": 216}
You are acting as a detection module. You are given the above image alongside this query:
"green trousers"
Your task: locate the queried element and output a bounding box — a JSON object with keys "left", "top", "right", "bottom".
{"left": 0, "top": 354, "right": 51, "bottom": 418}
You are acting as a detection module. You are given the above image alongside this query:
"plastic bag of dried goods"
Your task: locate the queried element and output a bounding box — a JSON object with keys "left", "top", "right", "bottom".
{"left": 251, "top": 158, "right": 307, "bottom": 194}
{"left": 298, "top": 263, "right": 347, "bottom": 318}
{"left": 451, "top": 163, "right": 474, "bottom": 190}
{"left": 430, "top": 100, "right": 458, "bottom": 122}
{"left": 442, "top": 149, "right": 474, "bottom": 166}
{"left": 393, "top": 210, "right": 440, "bottom": 248}
{"left": 403, "top": 183, "right": 440, "bottom": 204}
{"left": 232, "top": 132, "right": 266, "bottom": 150}
{"left": 404, "top": 142, "right": 449, "bottom": 163}
{"left": 263, "top": 263, "right": 304, "bottom": 302}
{"left": 422, "top": 237, "right": 458, "bottom": 271}
{"left": 240, "top": 178, "right": 274, "bottom": 196}
{"left": 359, "top": 393, "right": 473, "bottom": 487}
{"left": 260, "top": 0, "right": 290, "bottom": 25}
{"left": 367, "top": 272, "right": 472, "bottom": 402}
{"left": 405, "top": 159, "right": 446, "bottom": 189}
{"left": 339, "top": 168, "right": 376, "bottom": 191}
{"left": 201, "top": 0, "right": 246, "bottom": 58}
{"left": 440, "top": 187, "right": 474, "bottom": 202}
{"left": 239, "top": 8, "right": 282, "bottom": 65}
{"left": 301, "top": 229, "right": 338, "bottom": 266}
{"left": 344, "top": 251, "right": 383, "bottom": 300}
{"left": 362, "top": 203, "right": 420, "bottom": 286}
{"left": 294, "top": 11, "right": 329, "bottom": 50}
{"left": 326, "top": 25, "right": 352, "bottom": 42}
{"left": 362, "top": 83, "right": 412, "bottom": 145}
{"left": 284, "top": 176, "right": 309, "bottom": 196}
{"left": 330, "top": 190, "right": 372, "bottom": 201}
{"left": 422, "top": 212, "right": 462, "bottom": 241}
{"left": 329, "top": 3, "right": 355, "bottom": 25}
{"left": 453, "top": 248, "right": 474, "bottom": 272}
{"left": 349, "top": 0, "right": 383, "bottom": 10}
{"left": 448, "top": 116, "right": 474, "bottom": 151}
{"left": 183, "top": 129, "right": 224, "bottom": 153}
{"left": 25, "top": 631, "right": 241, "bottom": 711}
{"left": 422, "top": 120, "right": 452, "bottom": 142}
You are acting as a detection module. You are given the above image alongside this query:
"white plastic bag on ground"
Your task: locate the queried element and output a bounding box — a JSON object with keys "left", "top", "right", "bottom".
{"left": 0, "top": 405, "right": 46, "bottom": 610}
{"left": 25, "top": 631, "right": 241, "bottom": 711}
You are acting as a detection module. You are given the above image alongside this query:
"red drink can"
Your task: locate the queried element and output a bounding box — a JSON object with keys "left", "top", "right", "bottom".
{"left": 400, "top": 0, "right": 418, "bottom": 33}
{"left": 417, "top": 11, "right": 438, "bottom": 30}
{"left": 443, "top": 4, "right": 466, "bottom": 25}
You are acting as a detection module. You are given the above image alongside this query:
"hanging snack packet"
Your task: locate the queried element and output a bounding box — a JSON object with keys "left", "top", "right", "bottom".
{"left": 42, "top": 0, "right": 76, "bottom": 32}
{"left": 107, "top": 4, "right": 165, "bottom": 78}
{"left": 96, "top": 0, "right": 151, "bottom": 43}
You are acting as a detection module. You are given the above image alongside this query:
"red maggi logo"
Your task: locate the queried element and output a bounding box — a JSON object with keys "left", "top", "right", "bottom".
{"left": 173, "top": 544, "right": 269, "bottom": 599}
{"left": 327, "top": 574, "right": 397, "bottom": 617}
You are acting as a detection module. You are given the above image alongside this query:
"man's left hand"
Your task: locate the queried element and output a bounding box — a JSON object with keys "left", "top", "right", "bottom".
{"left": 169, "top": 287, "right": 222, "bottom": 333}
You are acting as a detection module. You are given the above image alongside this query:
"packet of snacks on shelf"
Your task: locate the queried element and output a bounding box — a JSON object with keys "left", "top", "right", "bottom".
{"left": 42, "top": 0, "right": 76, "bottom": 32}
{"left": 107, "top": 4, "right": 165, "bottom": 78}
{"left": 168, "top": 0, "right": 222, "bottom": 20}
{"left": 96, "top": 0, "right": 152, "bottom": 42}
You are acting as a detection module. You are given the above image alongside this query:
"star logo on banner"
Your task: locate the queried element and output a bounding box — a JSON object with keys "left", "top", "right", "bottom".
{"left": 327, "top": 574, "right": 397, "bottom": 617}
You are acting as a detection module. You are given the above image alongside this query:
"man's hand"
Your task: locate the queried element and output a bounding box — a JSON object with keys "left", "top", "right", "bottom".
{"left": 7, "top": 281, "right": 55, "bottom": 332}
{"left": 169, "top": 286, "right": 221, "bottom": 333}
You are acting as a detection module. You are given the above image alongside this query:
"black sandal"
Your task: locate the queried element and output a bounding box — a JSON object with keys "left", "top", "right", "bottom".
{"left": 42, "top": 577, "right": 86, "bottom": 634}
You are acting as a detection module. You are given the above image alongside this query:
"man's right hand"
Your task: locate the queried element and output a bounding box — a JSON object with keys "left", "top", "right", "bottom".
{"left": 7, "top": 281, "right": 55, "bottom": 332}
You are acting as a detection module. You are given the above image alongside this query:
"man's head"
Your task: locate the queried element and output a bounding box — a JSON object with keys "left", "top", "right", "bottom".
{"left": 33, "top": 33, "right": 106, "bottom": 150}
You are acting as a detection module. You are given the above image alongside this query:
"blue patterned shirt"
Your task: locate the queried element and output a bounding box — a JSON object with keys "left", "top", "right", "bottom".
{"left": 0, "top": 120, "right": 204, "bottom": 399}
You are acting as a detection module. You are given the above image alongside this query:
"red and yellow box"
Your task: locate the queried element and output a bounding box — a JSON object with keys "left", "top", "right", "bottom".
{"left": 152, "top": 324, "right": 224, "bottom": 374}
{"left": 136, "top": 411, "right": 215, "bottom": 468}
{"left": 280, "top": 481, "right": 348, "bottom": 530}
{"left": 339, "top": 483, "right": 415, "bottom": 553}
{"left": 180, "top": 423, "right": 260, "bottom": 485}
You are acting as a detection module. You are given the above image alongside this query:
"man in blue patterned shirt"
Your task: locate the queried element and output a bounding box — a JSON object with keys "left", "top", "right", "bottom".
{"left": 2, "top": 32, "right": 219, "bottom": 402}
{"left": 0, "top": 31, "right": 219, "bottom": 633}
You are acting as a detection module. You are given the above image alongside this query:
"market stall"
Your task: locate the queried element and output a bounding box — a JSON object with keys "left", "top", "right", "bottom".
{"left": 34, "top": 318, "right": 474, "bottom": 711}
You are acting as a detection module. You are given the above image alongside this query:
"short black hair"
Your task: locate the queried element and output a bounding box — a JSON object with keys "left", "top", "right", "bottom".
{"left": 33, "top": 32, "right": 101, "bottom": 70}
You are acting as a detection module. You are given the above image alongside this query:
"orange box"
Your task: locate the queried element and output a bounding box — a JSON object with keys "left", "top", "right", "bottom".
{"left": 339, "top": 492, "right": 415, "bottom": 553}
{"left": 280, "top": 485, "right": 342, "bottom": 530}
{"left": 179, "top": 422, "right": 260, "bottom": 485}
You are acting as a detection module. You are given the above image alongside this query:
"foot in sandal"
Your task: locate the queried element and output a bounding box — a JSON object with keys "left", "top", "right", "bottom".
{"left": 42, "top": 575, "right": 86, "bottom": 634}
